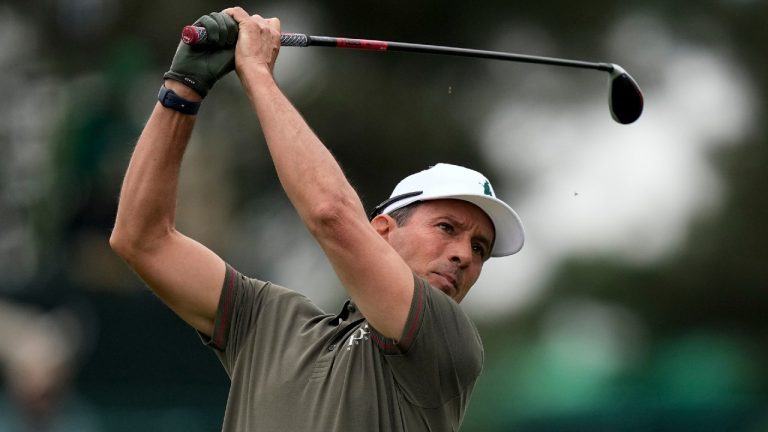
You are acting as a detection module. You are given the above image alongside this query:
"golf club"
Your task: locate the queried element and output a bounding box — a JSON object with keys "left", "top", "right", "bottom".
{"left": 183, "top": 26, "right": 644, "bottom": 124}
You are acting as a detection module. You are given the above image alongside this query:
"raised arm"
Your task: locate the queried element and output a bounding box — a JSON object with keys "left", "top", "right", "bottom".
{"left": 110, "top": 81, "right": 225, "bottom": 336}
{"left": 110, "top": 13, "right": 240, "bottom": 336}
{"left": 226, "top": 8, "right": 415, "bottom": 339}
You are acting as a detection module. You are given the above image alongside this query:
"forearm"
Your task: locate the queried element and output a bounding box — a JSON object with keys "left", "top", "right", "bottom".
{"left": 243, "top": 72, "right": 413, "bottom": 338}
{"left": 227, "top": 9, "right": 414, "bottom": 340}
{"left": 111, "top": 82, "right": 199, "bottom": 252}
{"left": 240, "top": 68, "right": 367, "bottom": 229}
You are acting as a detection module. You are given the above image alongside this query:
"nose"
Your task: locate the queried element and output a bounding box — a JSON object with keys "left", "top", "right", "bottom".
{"left": 449, "top": 240, "right": 473, "bottom": 268}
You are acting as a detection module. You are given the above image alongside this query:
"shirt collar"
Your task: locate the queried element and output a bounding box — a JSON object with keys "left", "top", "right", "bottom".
{"left": 331, "top": 299, "right": 363, "bottom": 325}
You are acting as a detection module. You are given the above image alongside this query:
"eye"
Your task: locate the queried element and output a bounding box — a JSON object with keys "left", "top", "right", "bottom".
{"left": 437, "top": 222, "right": 454, "bottom": 233}
{"left": 472, "top": 243, "right": 488, "bottom": 259}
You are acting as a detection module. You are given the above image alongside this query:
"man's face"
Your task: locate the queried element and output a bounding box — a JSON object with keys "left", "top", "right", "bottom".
{"left": 381, "top": 199, "right": 495, "bottom": 303}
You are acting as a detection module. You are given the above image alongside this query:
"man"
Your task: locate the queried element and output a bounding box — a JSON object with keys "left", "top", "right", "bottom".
{"left": 110, "top": 7, "right": 524, "bottom": 431}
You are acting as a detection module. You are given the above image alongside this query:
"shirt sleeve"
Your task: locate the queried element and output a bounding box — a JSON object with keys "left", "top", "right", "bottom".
{"left": 198, "top": 264, "right": 324, "bottom": 375}
{"left": 369, "top": 276, "right": 484, "bottom": 408}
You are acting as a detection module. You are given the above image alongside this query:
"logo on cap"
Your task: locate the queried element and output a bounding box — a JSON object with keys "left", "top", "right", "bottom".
{"left": 482, "top": 180, "right": 492, "bottom": 197}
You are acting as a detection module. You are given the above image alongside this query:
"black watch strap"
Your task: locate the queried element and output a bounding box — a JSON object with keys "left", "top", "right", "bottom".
{"left": 158, "top": 85, "right": 201, "bottom": 115}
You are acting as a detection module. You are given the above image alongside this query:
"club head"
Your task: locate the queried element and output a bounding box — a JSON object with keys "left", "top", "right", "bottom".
{"left": 608, "top": 64, "right": 644, "bottom": 124}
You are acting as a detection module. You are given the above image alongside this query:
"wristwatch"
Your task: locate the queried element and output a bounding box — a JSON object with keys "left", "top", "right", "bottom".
{"left": 157, "top": 85, "right": 201, "bottom": 115}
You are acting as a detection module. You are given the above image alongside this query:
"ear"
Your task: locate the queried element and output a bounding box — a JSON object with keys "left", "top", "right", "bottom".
{"left": 371, "top": 214, "right": 397, "bottom": 239}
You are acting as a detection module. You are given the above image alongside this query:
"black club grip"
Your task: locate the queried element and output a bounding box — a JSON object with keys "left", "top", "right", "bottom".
{"left": 280, "top": 33, "right": 309, "bottom": 47}
{"left": 182, "top": 25, "right": 309, "bottom": 47}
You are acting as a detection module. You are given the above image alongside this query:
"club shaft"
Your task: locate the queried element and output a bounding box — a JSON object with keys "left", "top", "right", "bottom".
{"left": 185, "top": 27, "right": 616, "bottom": 73}
{"left": 297, "top": 35, "right": 615, "bottom": 73}
{"left": 184, "top": 27, "right": 641, "bottom": 123}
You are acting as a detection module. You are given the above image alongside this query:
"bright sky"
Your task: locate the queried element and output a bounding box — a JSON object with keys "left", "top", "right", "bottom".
{"left": 464, "top": 13, "right": 755, "bottom": 320}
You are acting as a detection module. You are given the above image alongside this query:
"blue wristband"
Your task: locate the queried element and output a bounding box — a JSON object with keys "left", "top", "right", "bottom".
{"left": 158, "top": 85, "right": 201, "bottom": 115}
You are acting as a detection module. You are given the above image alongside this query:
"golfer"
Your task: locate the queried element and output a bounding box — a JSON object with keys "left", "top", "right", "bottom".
{"left": 110, "top": 7, "right": 524, "bottom": 431}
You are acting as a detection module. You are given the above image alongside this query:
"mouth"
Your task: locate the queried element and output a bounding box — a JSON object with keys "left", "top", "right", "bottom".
{"left": 430, "top": 272, "right": 458, "bottom": 296}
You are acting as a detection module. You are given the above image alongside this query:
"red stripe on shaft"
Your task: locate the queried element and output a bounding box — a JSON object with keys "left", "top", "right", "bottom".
{"left": 336, "top": 38, "right": 388, "bottom": 50}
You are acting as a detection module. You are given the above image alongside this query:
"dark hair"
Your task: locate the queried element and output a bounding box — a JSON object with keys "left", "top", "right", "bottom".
{"left": 388, "top": 202, "right": 421, "bottom": 226}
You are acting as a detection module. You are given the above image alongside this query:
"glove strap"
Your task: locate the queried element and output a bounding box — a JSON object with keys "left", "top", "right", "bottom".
{"left": 158, "top": 85, "right": 201, "bottom": 115}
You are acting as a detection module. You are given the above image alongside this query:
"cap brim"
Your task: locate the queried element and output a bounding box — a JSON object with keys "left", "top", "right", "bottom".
{"left": 443, "top": 194, "right": 524, "bottom": 257}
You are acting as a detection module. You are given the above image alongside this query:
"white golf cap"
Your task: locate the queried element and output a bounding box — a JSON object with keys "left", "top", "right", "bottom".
{"left": 370, "top": 163, "right": 524, "bottom": 257}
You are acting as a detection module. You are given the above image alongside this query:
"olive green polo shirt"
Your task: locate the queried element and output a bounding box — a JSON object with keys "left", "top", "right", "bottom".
{"left": 201, "top": 265, "right": 483, "bottom": 431}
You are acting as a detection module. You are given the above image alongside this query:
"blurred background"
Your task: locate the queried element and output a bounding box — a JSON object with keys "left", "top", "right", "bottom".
{"left": 1, "top": 0, "right": 767, "bottom": 430}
